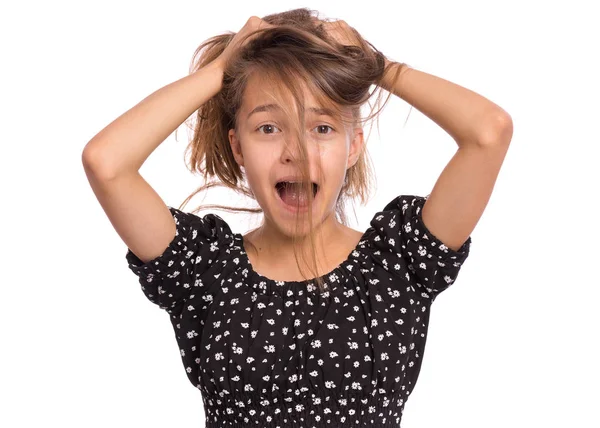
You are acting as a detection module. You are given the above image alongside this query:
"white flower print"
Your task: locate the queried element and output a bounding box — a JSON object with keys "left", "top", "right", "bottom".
{"left": 124, "top": 195, "right": 470, "bottom": 428}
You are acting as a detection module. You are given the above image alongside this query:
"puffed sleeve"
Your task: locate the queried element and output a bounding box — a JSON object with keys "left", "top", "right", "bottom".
{"left": 125, "top": 207, "right": 226, "bottom": 315}
{"left": 371, "top": 194, "right": 472, "bottom": 301}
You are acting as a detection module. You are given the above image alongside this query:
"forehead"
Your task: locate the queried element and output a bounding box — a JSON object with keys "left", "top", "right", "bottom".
{"left": 241, "top": 72, "right": 341, "bottom": 119}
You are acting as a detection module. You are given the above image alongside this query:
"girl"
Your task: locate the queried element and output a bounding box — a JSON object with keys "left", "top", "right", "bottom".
{"left": 83, "top": 8, "right": 511, "bottom": 427}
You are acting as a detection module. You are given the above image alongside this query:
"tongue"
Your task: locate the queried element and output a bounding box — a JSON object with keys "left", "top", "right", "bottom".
{"left": 279, "top": 184, "right": 309, "bottom": 207}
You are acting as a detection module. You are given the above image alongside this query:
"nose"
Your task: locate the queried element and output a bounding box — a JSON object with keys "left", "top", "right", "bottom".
{"left": 280, "top": 139, "right": 301, "bottom": 164}
{"left": 280, "top": 137, "right": 316, "bottom": 164}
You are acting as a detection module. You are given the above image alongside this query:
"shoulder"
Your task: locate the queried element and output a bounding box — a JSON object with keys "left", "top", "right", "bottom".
{"left": 168, "top": 207, "right": 234, "bottom": 242}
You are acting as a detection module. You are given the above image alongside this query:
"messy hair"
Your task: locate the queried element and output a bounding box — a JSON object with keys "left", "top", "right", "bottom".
{"left": 178, "top": 8, "right": 407, "bottom": 293}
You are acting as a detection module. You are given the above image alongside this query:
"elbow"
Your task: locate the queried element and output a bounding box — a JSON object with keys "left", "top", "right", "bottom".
{"left": 82, "top": 143, "right": 117, "bottom": 181}
{"left": 477, "top": 112, "right": 513, "bottom": 147}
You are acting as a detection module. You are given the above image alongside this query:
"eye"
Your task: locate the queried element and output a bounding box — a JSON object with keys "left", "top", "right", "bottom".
{"left": 314, "top": 125, "right": 335, "bottom": 135}
{"left": 257, "top": 124, "right": 281, "bottom": 134}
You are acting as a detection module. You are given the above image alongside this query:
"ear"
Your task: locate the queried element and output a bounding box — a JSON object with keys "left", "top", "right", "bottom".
{"left": 228, "top": 129, "right": 244, "bottom": 167}
{"left": 347, "top": 127, "right": 364, "bottom": 169}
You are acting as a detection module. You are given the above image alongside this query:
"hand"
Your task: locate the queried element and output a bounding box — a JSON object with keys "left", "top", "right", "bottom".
{"left": 314, "top": 18, "right": 363, "bottom": 49}
{"left": 216, "top": 16, "right": 276, "bottom": 70}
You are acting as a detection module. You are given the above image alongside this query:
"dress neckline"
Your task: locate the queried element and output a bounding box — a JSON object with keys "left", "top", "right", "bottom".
{"left": 232, "top": 227, "right": 375, "bottom": 293}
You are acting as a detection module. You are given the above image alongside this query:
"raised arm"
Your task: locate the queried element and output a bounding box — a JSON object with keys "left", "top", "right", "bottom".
{"left": 82, "top": 16, "right": 276, "bottom": 265}
{"left": 81, "top": 58, "right": 224, "bottom": 263}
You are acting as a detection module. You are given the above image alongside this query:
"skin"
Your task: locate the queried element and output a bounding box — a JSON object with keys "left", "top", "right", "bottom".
{"left": 228, "top": 72, "right": 366, "bottom": 280}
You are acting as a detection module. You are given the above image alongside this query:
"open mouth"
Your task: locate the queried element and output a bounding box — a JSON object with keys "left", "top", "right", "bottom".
{"left": 274, "top": 181, "right": 319, "bottom": 209}
{"left": 275, "top": 181, "right": 318, "bottom": 197}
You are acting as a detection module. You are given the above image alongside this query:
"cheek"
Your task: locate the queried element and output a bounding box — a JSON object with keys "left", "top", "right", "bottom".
{"left": 321, "top": 145, "right": 349, "bottom": 175}
{"left": 239, "top": 151, "right": 275, "bottom": 192}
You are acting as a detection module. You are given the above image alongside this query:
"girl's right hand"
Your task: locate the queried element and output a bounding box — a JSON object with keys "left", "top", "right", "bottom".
{"left": 216, "top": 16, "right": 276, "bottom": 70}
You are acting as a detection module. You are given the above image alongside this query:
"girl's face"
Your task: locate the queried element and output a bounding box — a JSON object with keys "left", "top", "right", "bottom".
{"left": 228, "top": 73, "right": 364, "bottom": 235}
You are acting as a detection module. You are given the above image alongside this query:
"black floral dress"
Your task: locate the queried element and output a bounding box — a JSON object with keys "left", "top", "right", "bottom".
{"left": 125, "top": 194, "right": 472, "bottom": 428}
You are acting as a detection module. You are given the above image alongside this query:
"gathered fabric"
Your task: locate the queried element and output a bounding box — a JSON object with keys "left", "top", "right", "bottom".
{"left": 125, "top": 194, "right": 472, "bottom": 427}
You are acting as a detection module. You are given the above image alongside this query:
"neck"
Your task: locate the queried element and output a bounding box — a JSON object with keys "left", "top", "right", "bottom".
{"left": 247, "top": 214, "right": 345, "bottom": 264}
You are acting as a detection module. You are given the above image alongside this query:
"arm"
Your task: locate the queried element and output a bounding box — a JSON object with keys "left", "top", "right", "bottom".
{"left": 381, "top": 59, "right": 512, "bottom": 147}
{"left": 380, "top": 60, "right": 513, "bottom": 252}
{"left": 82, "top": 58, "right": 224, "bottom": 180}
{"left": 82, "top": 59, "right": 225, "bottom": 263}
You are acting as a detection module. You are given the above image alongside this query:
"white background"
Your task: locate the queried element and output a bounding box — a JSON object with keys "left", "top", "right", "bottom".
{"left": 2, "top": 0, "right": 598, "bottom": 427}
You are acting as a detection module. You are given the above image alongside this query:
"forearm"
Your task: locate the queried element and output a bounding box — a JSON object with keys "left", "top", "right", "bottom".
{"left": 82, "top": 59, "right": 224, "bottom": 179}
{"left": 381, "top": 60, "right": 511, "bottom": 147}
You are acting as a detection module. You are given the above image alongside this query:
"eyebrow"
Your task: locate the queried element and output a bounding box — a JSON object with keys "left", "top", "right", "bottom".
{"left": 246, "top": 103, "right": 337, "bottom": 120}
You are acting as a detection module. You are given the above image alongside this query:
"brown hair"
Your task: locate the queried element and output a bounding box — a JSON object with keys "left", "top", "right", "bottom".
{"left": 177, "top": 8, "right": 408, "bottom": 292}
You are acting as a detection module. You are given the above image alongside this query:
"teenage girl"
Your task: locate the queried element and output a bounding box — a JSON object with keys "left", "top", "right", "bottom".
{"left": 83, "top": 9, "right": 511, "bottom": 427}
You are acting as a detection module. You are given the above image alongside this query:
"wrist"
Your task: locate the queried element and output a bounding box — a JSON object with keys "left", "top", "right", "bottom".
{"left": 381, "top": 60, "right": 410, "bottom": 94}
